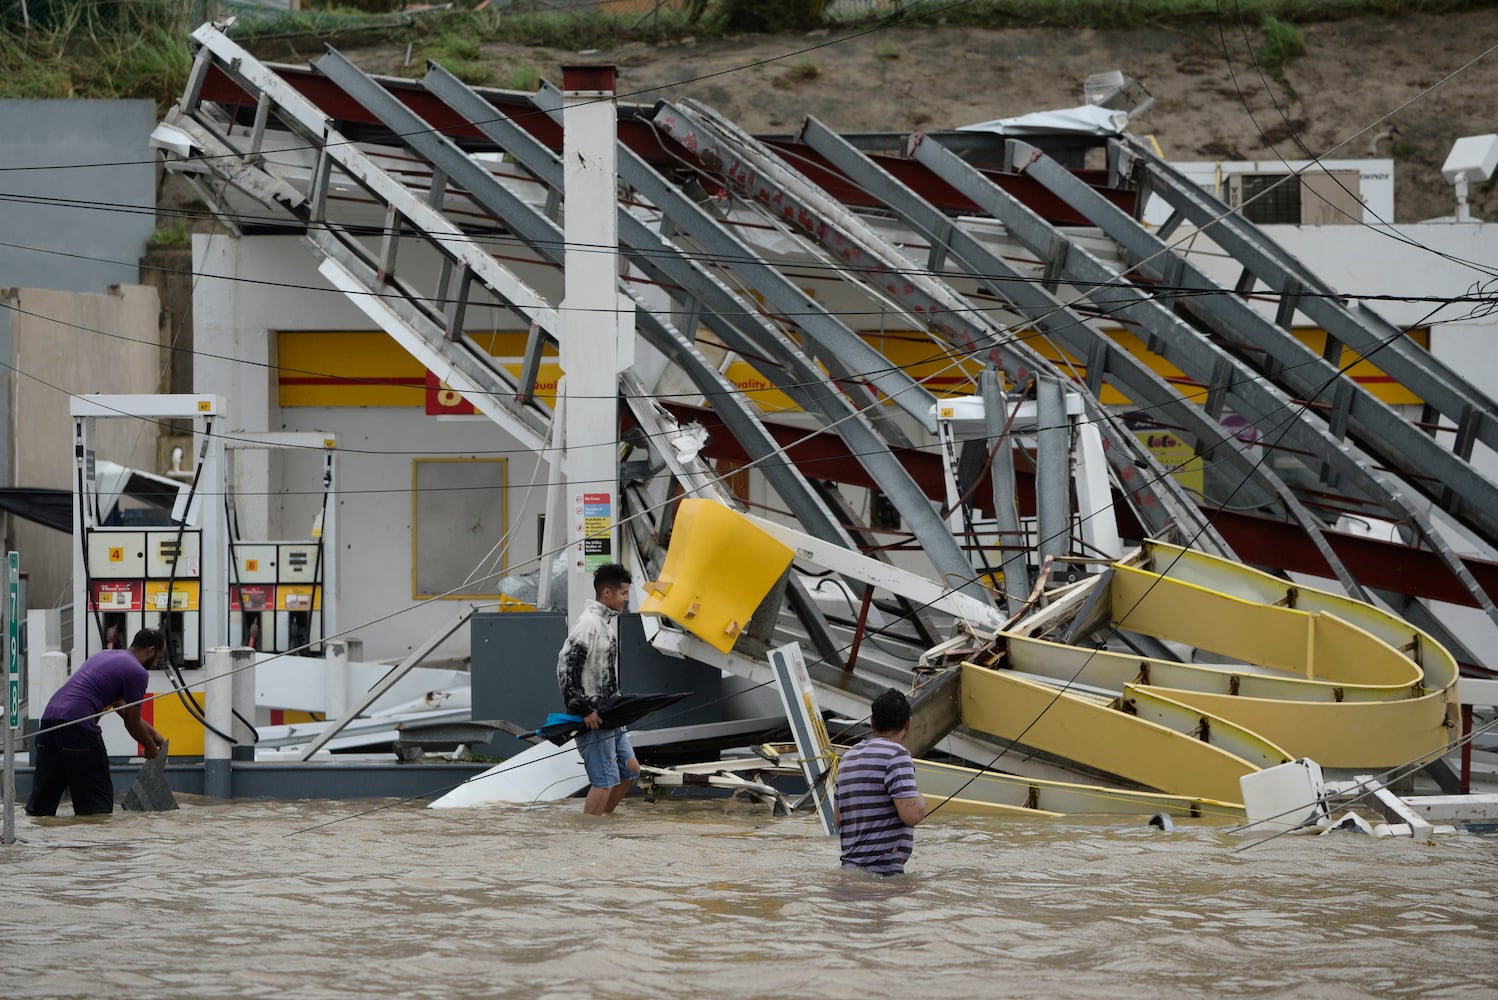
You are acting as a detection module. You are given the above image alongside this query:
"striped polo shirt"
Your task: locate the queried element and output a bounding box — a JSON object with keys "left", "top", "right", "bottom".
{"left": 835, "top": 736, "right": 920, "bottom": 875}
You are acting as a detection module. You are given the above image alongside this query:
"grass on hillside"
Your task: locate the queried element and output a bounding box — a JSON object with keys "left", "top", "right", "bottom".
{"left": 1257, "top": 15, "right": 1306, "bottom": 94}
{"left": 0, "top": 1, "right": 194, "bottom": 103}
{"left": 0, "top": 0, "right": 1488, "bottom": 106}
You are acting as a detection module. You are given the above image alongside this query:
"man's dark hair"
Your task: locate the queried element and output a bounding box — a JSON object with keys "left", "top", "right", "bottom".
{"left": 870, "top": 687, "right": 911, "bottom": 733}
{"left": 593, "top": 563, "right": 632, "bottom": 594}
{"left": 129, "top": 628, "right": 165, "bottom": 653}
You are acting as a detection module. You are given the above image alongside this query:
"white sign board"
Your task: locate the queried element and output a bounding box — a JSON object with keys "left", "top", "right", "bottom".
{"left": 768, "top": 642, "right": 838, "bottom": 836}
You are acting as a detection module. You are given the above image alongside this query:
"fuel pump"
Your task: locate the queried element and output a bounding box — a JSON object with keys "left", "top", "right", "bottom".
{"left": 223, "top": 435, "right": 336, "bottom": 657}
{"left": 71, "top": 394, "right": 229, "bottom": 757}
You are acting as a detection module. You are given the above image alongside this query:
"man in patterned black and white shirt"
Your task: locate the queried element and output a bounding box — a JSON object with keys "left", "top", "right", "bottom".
{"left": 556, "top": 563, "right": 638, "bottom": 815}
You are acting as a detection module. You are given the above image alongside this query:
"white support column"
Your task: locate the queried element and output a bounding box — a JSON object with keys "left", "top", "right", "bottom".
{"left": 26, "top": 608, "right": 61, "bottom": 724}
{"left": 197, "top": 409, "right": 227, "bottom": 659}
{"left": 325, "top": 639, "right": 350, "bottom": 721}
{"left": 538, "top": 393, "right": 566, "bottom": 611}
{"left": 231, "top": 646, "right": 256, "bottom": 760}
{"left": 70, "top": 415, "right": 95, "bottom": 665}
{"left": 38, "top": 652, "right": 68, "bottom": 708}
{"left": 320, "top": 449, "right": 338, "bottom": 650}
{"left": 560, "top": 64, "right": 630, "bottom": 620}
{"left": 204, "top": 645, "right": 234, "bottom": 797}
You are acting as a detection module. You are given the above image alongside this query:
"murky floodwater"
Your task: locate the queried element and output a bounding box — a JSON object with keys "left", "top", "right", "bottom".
{"left": 2, "top": 795, "right": 1495, "bottom": 999}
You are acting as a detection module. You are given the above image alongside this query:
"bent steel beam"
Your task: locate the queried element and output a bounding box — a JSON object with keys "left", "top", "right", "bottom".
{"left": 679, "top": 103, "right": 1227, "bottom": 554}
{"left": 414, "top": 66, "right": 985, "bottom": 600}
{"left": 912, "top": 134, "right": 1498, "bottom": 625}
{"left": 1022, "top": 138, "right": 1498, "bottom": 554}
{"left": 311, "top": 51, "right": 860, "bottom": 556}
{"left": 1116, "top": 137, "right": 1498, "bottom": 466}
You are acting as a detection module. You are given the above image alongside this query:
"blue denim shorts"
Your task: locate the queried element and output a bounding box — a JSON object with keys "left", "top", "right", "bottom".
{"left": 577, "top": 726, "right": 637, "bottom": 789}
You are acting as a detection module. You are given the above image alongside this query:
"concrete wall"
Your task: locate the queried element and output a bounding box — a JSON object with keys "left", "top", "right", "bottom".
{"left": 194, "top": 234, "right": 551, "bottom": 662}
{"left": 4, "top": 285, "right": 164, "bottom": 606}
{"left": 0, "top": 100, "right": 156, "bottom": 294}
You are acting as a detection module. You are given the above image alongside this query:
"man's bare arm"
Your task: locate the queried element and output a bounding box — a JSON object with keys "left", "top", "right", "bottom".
{"left": 894, "top": 794, "right": 927, "bottom": 827}
{"left": 117, "top": 703, "right": 165, "bottom": 759}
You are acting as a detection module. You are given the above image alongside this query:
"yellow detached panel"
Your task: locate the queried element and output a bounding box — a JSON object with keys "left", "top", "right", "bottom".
{"left": 1123, "top": 684, "right": 1290, "bottom": 769}
{"left": 960, "top": 663, "right": 1254, "bottom": 804}
{"left": 1141, "top": 540, "right": 1456, "bottom": 692}
{"left": 640, "top": 500, "right": 794, "bottom": 653}
{"left": 1309, "top": 612, "right": 1420, "bottom": 687}
{"left": 1145, "top": 687, "right": 1454, "bottom": 769}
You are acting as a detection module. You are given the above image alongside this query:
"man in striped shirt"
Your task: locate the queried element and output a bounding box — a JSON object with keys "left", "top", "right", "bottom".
{"left": 834, "top": 688, "right": 927, "bottom": 875}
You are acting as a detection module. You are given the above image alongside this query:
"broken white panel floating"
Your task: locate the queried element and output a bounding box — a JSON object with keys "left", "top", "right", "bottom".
{"left": 428, "top": 737, "right": 589, "bottom": 809}
{"left": 1239, "top": 758, "right": 1327, "bottom": 832}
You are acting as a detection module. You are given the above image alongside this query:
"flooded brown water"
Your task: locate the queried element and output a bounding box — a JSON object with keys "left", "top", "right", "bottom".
{"left": 3, "top": 796, "right": 1495, "bottom": 998}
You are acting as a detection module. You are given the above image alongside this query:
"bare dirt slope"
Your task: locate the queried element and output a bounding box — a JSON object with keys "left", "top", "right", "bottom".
{"left": 332, "top": 8, "right": 1498, "bottom": 222}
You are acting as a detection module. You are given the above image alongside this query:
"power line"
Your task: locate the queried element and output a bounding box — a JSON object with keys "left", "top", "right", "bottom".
{"left": 1214, "top": 0, "right": 1498, "bottom": 280}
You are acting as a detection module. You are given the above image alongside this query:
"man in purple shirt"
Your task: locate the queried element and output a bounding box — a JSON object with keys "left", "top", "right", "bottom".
{"left": 834, "top": 688, "right": 928, "bottom": 875}
{"left": 26, "top": 628, "right": 167, "bottom": 817}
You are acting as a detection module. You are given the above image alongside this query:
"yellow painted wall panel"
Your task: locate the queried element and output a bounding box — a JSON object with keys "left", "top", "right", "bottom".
{"left": 1028, "top": 327, "right": 1428, "bottom": 407}
{"left": 278, "top": 331, "right": 550, "bottom": 408}
{"left": 278, "top": 331, "right": 426, "bottom": 408}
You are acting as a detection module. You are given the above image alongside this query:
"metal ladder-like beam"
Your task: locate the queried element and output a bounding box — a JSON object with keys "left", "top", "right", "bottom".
{"left": 175, "top": 26, "right": 551, "bottom": 447}
{"left": 912, "top": 134, "right": 1498, "bottom": 625}
{"left": 1025, "top": 139, "right": 1498, "bottom": 553}
{"left": 405, "top": 65, "right": 988, "bottom": 601}
{"left": 1117, "top": 136, "right": 1498, "bottom": 467}
{"left": 658, "top": 102, "right": 1228, "bottom": 557}
{"left": 791, "top": 118, "right": 1377, "bottom": 583}
{"left": 307, "top": 51, "right": 862, "bottom": 561}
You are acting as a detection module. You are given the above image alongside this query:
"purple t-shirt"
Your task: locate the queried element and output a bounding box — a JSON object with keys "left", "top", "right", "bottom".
{"left": 43, "top": 650, "right": 149, "bottom": 732}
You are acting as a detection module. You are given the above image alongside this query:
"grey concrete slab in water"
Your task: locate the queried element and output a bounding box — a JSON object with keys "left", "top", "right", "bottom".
{"left": 121, "top": 742, "right": 178, "bottom": 812}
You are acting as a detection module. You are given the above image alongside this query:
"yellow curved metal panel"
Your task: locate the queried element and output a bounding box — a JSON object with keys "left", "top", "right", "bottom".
{"left": 1122, "top": 685, "right": 1291, "bottom": 769}
{"left": 1114, "top": 568, "right": 1419, "bottom": 687}
{"left": 1006, "top": 634, "right": 1406, "bottom": 704}
{"left": 1141, "top": 541, "right": 1458, "bottom": 690}
{"left": 960, "top": 663, "right": 1254, "bottom": 804}
{"left": 1143, "top": 686, "right": 1453, "bottom": 768}
{"left": 1111, "top": 566, "right": 1313, "bottom": 672}
{"left": 928, "top": 797, "right": 1064, "bottom": 819}
{"left": 913, "top": 757, "right": 1241, "bottom": 818}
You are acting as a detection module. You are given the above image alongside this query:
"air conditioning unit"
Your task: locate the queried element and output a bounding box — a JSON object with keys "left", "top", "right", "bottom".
{"left": 1227, "top": 170, "right": 1364, "bottom": 224}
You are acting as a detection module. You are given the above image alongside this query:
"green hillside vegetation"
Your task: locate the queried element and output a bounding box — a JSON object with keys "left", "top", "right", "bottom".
{"left": 0, "top": 0, "right": 1490, "bottom": 104}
